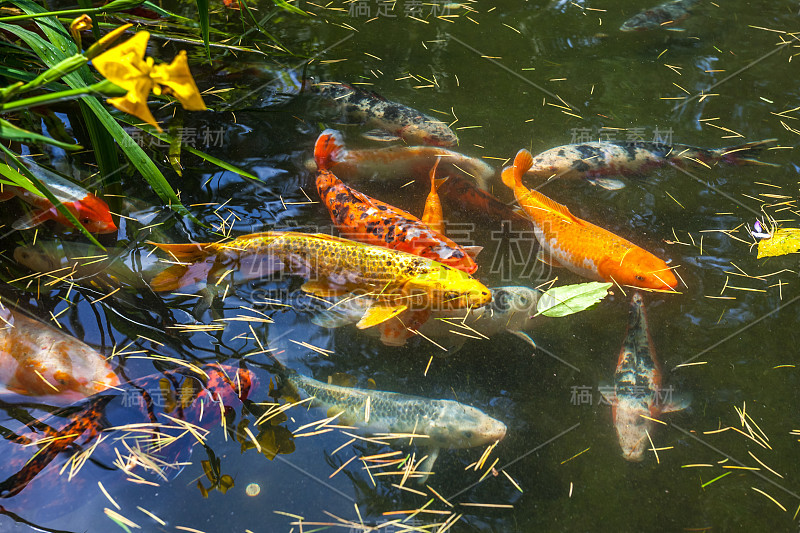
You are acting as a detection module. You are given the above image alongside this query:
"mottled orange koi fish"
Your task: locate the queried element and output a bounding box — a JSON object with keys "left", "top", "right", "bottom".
{"left": 314, "top": 130, "right": 478, "bottom": 274}
{"left": 502, "top": 150, "right": 678, "bottom": 290}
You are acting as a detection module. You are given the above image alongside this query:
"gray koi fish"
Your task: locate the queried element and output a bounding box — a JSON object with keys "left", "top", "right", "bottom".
{"left": 307, "top": 81, "right": 459, "bottom": 147}
{"left": 280, "top": 368, "right": 507, "bottom": 481}
{"left": 601, "top": 293, "right": 688, "bottom": 461}
{"left": 525, "top": 139, "right": 777, "bottom": 190}
{"left": 620, "top": 0, "right": 699, "bottom": 32}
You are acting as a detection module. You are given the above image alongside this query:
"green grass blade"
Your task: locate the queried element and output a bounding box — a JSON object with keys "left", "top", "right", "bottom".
{"left": 196, "top": 0, "right": 210, "bottom": 59}
{"left": 0, "top": 118, "right": 82, "bottom": 151}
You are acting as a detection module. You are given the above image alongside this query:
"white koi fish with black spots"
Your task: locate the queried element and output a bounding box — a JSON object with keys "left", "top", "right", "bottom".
{"left": 620, "top": 0, "right": 699, "bottom": 32}
{"left": 525, "top": 139, "right": 777, "bottom": 190}
{"left": 307, "top": 81, "right": 459, "bottom": 146}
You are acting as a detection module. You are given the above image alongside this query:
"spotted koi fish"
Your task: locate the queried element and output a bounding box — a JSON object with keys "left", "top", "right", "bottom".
{"left": 601, "top": 294, "right": 688, "bottom": 461}
{"left": 307, "top": 81, "right": 458, "bottom": 146}
{"left": 305, "top": 143, "right": 495, "bottom": 190}
{"left": 502, "top": 150, "right": 678, "bottom": 290}
{"left": 525, "top": 139, "right": 777, "bottom": 190}
{"left": 0, "top": 306, "right": 119, "bottom": 401}
{"left": 0, "top": 161, "right": 117, "bottom": 233}
{"left": 620, "top": 0, "right": 699, "bottom": 32}
{"left": 149, "top": 231, "right": 492, "bottom": 329}
{"left": 314, "top": 130, "right": 479, "bottom": 274}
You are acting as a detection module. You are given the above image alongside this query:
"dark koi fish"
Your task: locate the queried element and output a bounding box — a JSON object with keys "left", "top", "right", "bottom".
{"left": 314, "top": 130, "right": 479, "bottom": 274}
{"left": 308, "top": 81, "right": 458, "bottom": 146}
{"left": 0, "top": 161, "right": 117, "bottom": 233}
{"left": 620, "top": 0, "right": 699, "bottom": 32}
{"left": 525, "top": 139, "right": 777, "bottom": 190}
{"left": 601, "top": 294, "right": 688, "bottom": 461}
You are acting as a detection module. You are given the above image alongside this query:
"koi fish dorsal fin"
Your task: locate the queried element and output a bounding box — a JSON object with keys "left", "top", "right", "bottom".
{"left": 356, "top": 303, "right": 408, "bottom": 329}
{"left": 314, "top": 129, "right": 346, "bottom": 170}
{"left": 520, "top": 189, "right": 582, "bottom": 225}
{"left": 501, "top": 149, "right": 534, "bottom": 189}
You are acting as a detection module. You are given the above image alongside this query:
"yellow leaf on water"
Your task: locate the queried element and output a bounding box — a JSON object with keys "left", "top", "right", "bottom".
{"left": 757, "top": 228, "right": 800, "bottom": 258}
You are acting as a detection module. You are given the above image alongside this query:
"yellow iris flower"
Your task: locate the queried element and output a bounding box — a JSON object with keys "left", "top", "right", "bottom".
{"left": 92, "top": 31, "right": 206, "bottom": 132}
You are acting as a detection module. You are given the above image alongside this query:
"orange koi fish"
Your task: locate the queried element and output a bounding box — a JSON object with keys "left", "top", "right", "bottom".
{"left": 0, "top": 306, "right": 119, "bottom": 401}
{"left": 314, "top": 130, "right": 479, "bottom": 274}
{"left": 421, "top": 158, "right": 445, "bottom": 234}
{"left": 0, "top": 161, "right": 116, "bottom": 233}
{"left": 502, "top": 150, "right": 678, "bottom": 290}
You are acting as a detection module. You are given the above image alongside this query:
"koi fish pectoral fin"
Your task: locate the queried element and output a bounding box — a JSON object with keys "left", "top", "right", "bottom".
{"left": 12, "top": 209, "right": 54, "bottom": 231}
{"left": 300, "top": 280, "right": 353, "bottom": 298}
{"left": 509, "top": 330, "right": 537, "bottom": 350}
{"left": 361, "top": 129, "right": 402, "bottom": 142}
{"left": 588, "top": 178, "right": 626, "bottom": 190}
{"left": 657, "top": 392, "right": 691, "bottom": 414}
{"left": 356, "top": 303, "right": 408, "bottom": 329}
{"left": 415, "top": 447, "right": 440, "bottom": 485}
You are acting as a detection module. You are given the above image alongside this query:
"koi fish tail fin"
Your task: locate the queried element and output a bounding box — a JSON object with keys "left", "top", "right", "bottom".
{"left": 147, "top": 242, "right": 215, "bottom": 292}
{"left": 716, "top": 138, "right": 779, "bottom": 166}
{"left": 314, "top": 129, "right": 347, "bottom": 171}
{"left": 501, "top": 149, "right": 534, "bottom": 189}
{"left": 148, "top": 242, "right": 212, "bottom": 263}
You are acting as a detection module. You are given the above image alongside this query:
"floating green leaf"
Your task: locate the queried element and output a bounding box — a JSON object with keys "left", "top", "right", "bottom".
{"left": 535, "top": 282, "right": 612, "bottom": 318}
{"left": 756, "top": 228, "right": 800, "bottom": 258}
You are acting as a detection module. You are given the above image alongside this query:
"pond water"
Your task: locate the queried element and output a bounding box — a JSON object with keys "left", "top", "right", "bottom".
{"left": 2, "top": 0, "right": 799, "bottom": 531}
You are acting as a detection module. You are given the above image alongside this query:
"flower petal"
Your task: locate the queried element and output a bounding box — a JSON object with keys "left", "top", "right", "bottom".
{"left": 107, "top": 76, "right": 161, "bottom": 131}
{"left": 151, "top": 51, "right": 207, "bottom": 111}
{"left": 92, "top": 32, "right": 151, "bottom": 93}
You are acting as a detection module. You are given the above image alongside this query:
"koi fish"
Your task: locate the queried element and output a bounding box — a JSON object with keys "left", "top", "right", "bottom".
{"left": 0, "top": 161, "right": 117, "bottom": 233}
{"left": 314, "top": 130, "right": 479, "bottom": 274}
{"left": 436, "top": 175, "right": 532, "bottom": 226}
{"left": 13, "top": 241, "right": 152, "bottom": 289}
{"left": 502, "top": 150, "right": 678, "bottom": 290}
{"left": 149, "top": 231, "right": 492, "bottom": 328}
{"left": 421, "top": 158, "right": 445, "bottom": 234}
{"left": 279, "top": 368, "right": 506, "bottom": 481}
{"left": 0, "top": 306, "right": 119, "bottom": 401}
{"left": 307, "top": 81, "right": 459, "bottom": 146}
{"left": 620, "top": 0, "right": 699, "bottom": 32}
{"left": 310, "top": 286, "right": 542, "bottom": 350}
{"left": 0, "top": 363, "right": 254, "bottom": 499}
{"left": 305, "top": 143, "right": 495, "bottom": 190}
{"left": 525, "top": 139, "right": 777, "bottom": 190}
{"left": 601, "top": 293, "right": 688, "bottom": 461}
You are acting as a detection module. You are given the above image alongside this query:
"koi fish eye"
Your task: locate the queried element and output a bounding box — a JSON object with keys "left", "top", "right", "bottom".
{"left": 635, "top": 275, "right": 645, "bottom": 281}
{"left": 462, "top": 430, "right": 474, "bottom": 439}
{"left": 443, "top": 291, "right": 460, "bottom": 300}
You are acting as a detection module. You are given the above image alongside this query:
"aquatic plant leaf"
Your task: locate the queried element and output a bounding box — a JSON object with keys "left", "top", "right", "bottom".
{"left": 196, "top": 0, "right": 210, "bottom": 58}
{"left": 535, "top": 282, "right": 612, "bottom": 317}
{"left": 756, "top": 228, "right": 800, "bottom": 258}
{"left": 217, "top": 475, "right": 234, "bottom": 493}
{"left": 0, "top": 118, "right": 82, "bottom": 151}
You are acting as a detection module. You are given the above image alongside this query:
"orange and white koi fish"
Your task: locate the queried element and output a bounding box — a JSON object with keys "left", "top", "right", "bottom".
{"left": 149, "top": 231, "right": 492, "bottom": 328}
{"left": 525, "top": 139, "right": 777, "bottom": 190}
{"left": 314, "top": 130, "right": 479, "bottom": 274}
{"left": 0, "top": 306, "right": 119, "bottom": 401}
{"left": 308, "top": 81, "right": 458, "bottom": 146}
{"left": 502, "top": 150, "right": 678, "bottom": 290}
{"left": 0, "top": 161, "right": 116, "bottom": 233}
{"left": 601, "top": 293, "right": 688, "bottom": 461}
{"left": 306, "top": 142, "right": 495, "bottom": 190}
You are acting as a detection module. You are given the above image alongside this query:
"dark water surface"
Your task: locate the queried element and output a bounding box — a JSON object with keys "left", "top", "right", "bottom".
{"left": 1, "top": 0, "right": 799, "bottom": 531}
